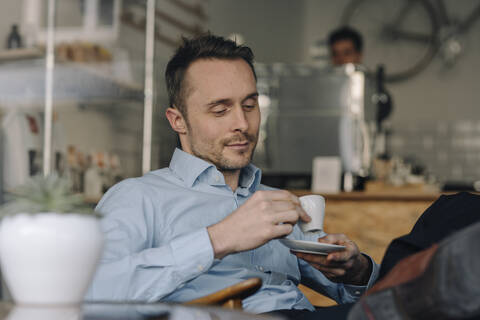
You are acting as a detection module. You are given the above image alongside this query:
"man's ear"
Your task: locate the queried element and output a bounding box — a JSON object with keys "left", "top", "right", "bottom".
{"left": 166, "top": 107, "right": 187, "bottom": 134}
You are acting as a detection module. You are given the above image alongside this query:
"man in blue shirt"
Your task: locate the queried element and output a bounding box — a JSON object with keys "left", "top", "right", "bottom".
{"left": 87, "top": 34, "right": 378, "bottom": 316}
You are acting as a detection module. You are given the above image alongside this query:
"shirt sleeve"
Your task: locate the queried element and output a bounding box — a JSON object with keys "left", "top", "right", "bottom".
{"left": 85, "top": 180, "right": 215, "bottom": 302}
{"left": 294, "top": 226, "right": 380, "bottom": 304}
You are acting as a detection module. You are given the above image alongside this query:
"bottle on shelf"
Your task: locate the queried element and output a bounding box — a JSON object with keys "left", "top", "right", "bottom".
{"left": 6, "top": 24, "right": 23, "bottom": 49}
{"left": 84, "top": 152, "right": 103, "bottom": 200}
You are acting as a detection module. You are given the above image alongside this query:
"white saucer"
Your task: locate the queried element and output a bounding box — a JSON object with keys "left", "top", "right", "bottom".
{"left": 279, "top": 238, "right": 346, "bottom": 255}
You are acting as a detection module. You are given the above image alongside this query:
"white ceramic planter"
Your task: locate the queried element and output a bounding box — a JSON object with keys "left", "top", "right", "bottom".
{"left": 0, "top": 213, "right": 103, "bottom": 305}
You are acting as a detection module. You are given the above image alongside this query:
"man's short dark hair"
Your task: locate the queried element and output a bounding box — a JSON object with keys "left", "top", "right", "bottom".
{"left": 328, "top": 26, "right": 363, "bottom": 53}
{"left": 165, "top": 34, "right": 256, "bottom": 117}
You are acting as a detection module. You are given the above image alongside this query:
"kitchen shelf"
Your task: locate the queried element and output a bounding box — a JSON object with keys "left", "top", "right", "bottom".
{"left": 0, "top": 58, "right": 143, "bottom": 106}
{"left": 0, "top": 48, "right": 44, "bottom": 62}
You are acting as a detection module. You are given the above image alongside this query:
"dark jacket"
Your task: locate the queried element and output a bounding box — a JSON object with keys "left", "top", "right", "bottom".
{"left": 379, "top": 192, "right": 480, "bottom": 279}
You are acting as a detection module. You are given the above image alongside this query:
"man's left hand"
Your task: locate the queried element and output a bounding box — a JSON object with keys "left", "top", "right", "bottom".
{"left": 293, "top": 233, "right": 371, "bottom": 286}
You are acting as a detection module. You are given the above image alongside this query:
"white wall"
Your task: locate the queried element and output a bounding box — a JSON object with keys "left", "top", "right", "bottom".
{"left": 206, "top": 0, "right": 307, "bottom": 63}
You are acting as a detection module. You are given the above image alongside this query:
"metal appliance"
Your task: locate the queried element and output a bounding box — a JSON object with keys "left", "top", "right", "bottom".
{"left": 253, "top": 63, "right": 375, "bottom": 187}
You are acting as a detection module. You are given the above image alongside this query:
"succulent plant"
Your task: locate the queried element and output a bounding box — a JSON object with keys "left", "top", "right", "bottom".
{"left": 0, "top": 175, "right": 98, "bottom": 216}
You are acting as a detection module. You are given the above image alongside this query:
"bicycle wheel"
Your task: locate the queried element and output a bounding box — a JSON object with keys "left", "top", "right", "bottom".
{"left": 341, "top": 0, "right": 438, "bottom": 82}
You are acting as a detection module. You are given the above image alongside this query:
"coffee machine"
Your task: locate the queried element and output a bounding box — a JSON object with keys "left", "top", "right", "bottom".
{"left": 253, "top": 63, "right": 375, "bottom": 190}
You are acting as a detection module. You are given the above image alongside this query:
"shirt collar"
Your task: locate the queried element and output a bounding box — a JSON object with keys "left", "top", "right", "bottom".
{"left": 169, "top": 148, "right": 214, "bottom": 188}
{"left": 239, "top": 162, "right": 262, "bottom": 192}
{"left": 168, "top": 148, "right": 262, "bottom": 191}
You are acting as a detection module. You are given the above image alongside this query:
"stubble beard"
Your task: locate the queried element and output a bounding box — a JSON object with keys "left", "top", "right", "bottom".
{"left": 189, "top": 133, "right": 258, "bottom": 172}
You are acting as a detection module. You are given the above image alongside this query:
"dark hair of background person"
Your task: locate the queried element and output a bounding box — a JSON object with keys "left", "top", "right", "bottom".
{"left": 165, "top": 33, "right": 257, "bottom": 118}
{"left": 328, "top": 26, "right": 363, "bottom": 53}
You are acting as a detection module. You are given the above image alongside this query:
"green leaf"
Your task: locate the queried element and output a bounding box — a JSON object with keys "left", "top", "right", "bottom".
{"left": 0, "top": 174, "right": 100, "bottom": 217}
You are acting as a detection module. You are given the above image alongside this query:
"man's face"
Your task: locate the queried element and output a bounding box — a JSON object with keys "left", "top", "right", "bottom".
{"left": 179, "top": 58, "right": 260, "bottom": 171}
{"left": 330, "top": 39, "right": 362, "bottom": 65}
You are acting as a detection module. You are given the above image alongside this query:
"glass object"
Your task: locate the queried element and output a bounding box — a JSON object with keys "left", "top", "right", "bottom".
{"left": 6, "top": 25, "right": 23, "bottom": 49}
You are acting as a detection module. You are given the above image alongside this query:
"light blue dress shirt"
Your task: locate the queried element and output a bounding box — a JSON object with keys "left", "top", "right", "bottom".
{"left": 86, "top": 148, "right": 379, "bottom": 313}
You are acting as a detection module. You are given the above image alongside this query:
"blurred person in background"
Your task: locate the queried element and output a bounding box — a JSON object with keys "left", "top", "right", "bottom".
{"left": 328, "top": 26, "right": 363, "bottom": 66}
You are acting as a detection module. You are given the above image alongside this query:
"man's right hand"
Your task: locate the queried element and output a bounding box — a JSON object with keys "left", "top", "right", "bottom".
{"left": 207, "top": 190, "right": 311, "bottom": 259}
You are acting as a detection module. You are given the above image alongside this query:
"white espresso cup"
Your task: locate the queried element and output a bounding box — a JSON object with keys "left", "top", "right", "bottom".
{"left": 298, "top": 195, "right": 325, "bottom": 233}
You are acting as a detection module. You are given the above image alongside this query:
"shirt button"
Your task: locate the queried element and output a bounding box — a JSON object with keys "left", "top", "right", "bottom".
{"left": 258, "top": 266, "right": 264, "bottom": 272}
{"left": 197, "top": 265, "right": 204, "bottom": 271}
{"left": 355, "top": 290, "right": 361, "bottom": 295}
{"left": 215, "top": 176, "right": 220, "bottom": 182}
